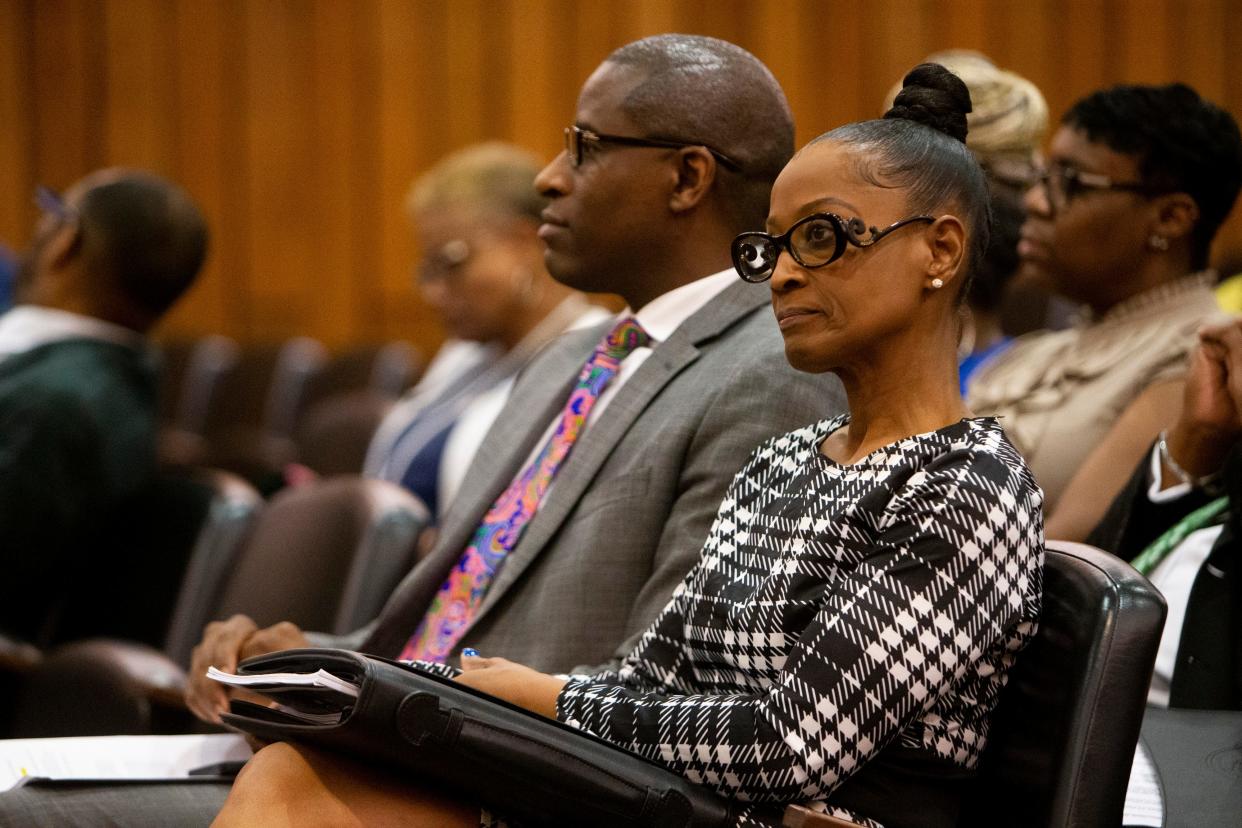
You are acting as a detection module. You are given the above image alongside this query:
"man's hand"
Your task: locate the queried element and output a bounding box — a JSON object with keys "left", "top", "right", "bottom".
{"left": 1167, "top": 318, "right": 1242, "bottom": 482}
{"left": 454, "top": 653, "right": 567, "bottom": 719}
{"left": 1200, "top": 319, "right": 1242, "bottom": 414}
{"left": 185, "top": 615, "right": 310, "bottom": 724}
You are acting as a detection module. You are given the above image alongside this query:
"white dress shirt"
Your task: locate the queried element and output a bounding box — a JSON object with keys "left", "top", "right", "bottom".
{"left": 363, "top": 339, "right": 501, "bottom": 480}
{"left": 434, "top": 304, "right": 612, "bottom": 516}
{"left": 365, "top": 297, "right": 611, "bottom": 516}
{"left": 1143, "top": 448, "right": 1225, "bottom": 706}
{"left": 0, "top": 305, "right": 144, "bottom": 362}
{"left": 516, "top": 268, "right": 740, "bottom": 477}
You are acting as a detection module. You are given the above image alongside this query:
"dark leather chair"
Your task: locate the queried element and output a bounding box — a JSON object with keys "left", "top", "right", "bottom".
{"left": 32, "top": 468, "right": 262, "bottom": 653}
{"left": 784, "top": 540, "right": 1166, "bottom": 828}
{"left": 294, "top": 390, "right": 396, "bottom": 476}
{"left": 0, "top": 633, "right": 42, "bottom": 737}
{"left": 276, "top": 342, "right": 420, "bottom": 477}
{"left": 200, "top": 338, "right": 328, "bottom": 486}
{"left": 209, "top": 476, "right": 428, "bottom": 634}
{"left": 6, "top": 468, "right": 262, "bottom": 737}
{"left": 157, "top": 335, "right": 241, "bottom": 468}
{"left": 303, "top": 341, "right": 422, "bottom": 407}
{"left": 162, "top": 470, "right": 268, "bottom": 667}
{"left": 960, "top": 540, "right": 1165, "bottom": 827}
{"left": 11, "top": 477, "right": 428, "bottom": 737}
{"left": 11, "top": 639, "right": 193, "bottom": 737}
{"left": 369, "top": 340, "right": 423, "bottom": 397}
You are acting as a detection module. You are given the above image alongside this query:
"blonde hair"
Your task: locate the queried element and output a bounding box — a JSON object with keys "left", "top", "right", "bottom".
{"left": 406, "top": 142, "right": 547, "bottom": 223}
{"left": 884, "top": 50, "right": 1048, "bottom": 172}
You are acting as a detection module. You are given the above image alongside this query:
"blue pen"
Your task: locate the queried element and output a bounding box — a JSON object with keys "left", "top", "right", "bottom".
{"left": 462, "top": 648, "right": 479, "bottom": 657}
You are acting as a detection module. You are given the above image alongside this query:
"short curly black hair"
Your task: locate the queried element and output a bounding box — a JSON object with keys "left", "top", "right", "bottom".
{"left": 1064, "top": 83, "right": 1242, "bottom": 269}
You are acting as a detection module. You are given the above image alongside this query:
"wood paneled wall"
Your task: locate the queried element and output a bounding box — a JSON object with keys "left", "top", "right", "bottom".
{"left": 3, "top": 0, "right": 1241, "bottom": 356}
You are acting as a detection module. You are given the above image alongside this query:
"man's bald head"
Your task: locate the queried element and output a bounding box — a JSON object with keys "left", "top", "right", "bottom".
{"left": 602, "top": 34, "right": 794, "bottom": 232}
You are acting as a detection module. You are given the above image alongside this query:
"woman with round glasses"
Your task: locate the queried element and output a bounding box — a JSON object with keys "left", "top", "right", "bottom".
{"left": 214, "top": 65, "right": 1042, "bottom": 828}
{"left": 967, "top": 83, "right": 1242, "bottom": 541}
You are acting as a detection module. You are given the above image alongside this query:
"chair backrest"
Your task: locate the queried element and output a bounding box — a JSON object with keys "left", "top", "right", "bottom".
{"left": 295, "top": 391, "right": 396, "bottom": 476}
{"left": 202, "top": 338, "right": 327, "bottom": 437}
{"left": 161, "top": 469, "right": 266, "bottom": 666}
{"left": 157, "top": 336, "right": 241, "bottom": 469}
{"left": 961, "top": 540, "right": 1167, "bottom": 828}
{"left": 41, "top": 468, "right": 258, "bottom": 653}
{"left": 211, "top": 476, "right": 428, "bottom": 636}
{"left": 333, "top": 486, "right": 431, "bottom": 633}
{"left": 304, "top": 341, "right": 422, "bottom": 408}
{"left": 370, "top": 340, "right": 422, "bottom": 397}
{"left": 262, "top": 337, "right": 329, "bottom": 437}
{"left": 168, "top": 334, "right": 241, "bottom": 434}
{"left": 0, "top": 633, "right": 43, "bottom": 737}
{"left": 192, "top": 338, "right": 327, "bottom": 485}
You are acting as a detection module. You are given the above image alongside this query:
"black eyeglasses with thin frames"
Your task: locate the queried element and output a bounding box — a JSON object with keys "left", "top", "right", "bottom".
{"left": 732, "top": 212, "right": 935, "bottom": 283}
{"left": 564, "top": 125, "right": 742, "bottom": 172}
{"left": 33, "top": 185, "right": 77, "bottom": 224}
{"left": 1036, "top": 163, "right": 1165, "bottom": 213}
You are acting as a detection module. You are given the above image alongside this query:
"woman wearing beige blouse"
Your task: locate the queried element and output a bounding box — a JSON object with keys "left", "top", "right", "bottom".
{"left": 968, "top": 81, "right": 1241, "bottom": 540}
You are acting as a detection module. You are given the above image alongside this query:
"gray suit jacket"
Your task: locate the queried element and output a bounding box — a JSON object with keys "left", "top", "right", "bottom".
{"left": 347, "top": 279, "right": 844, "bottom": 672}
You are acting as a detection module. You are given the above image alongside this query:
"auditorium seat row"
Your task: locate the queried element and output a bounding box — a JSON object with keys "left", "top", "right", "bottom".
{"left": 2, "top": 534, "right": 1166, "bottom": 827}
{"left": 2, "top": 469, "right": 430, "bottom": 738}
{"left": 158, "top": 337, "right": 422, "bottom": 484}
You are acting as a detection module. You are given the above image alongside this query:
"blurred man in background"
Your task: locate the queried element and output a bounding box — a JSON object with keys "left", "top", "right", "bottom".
{"left": 0, "top": 169, "right": 207, "bottom": 646}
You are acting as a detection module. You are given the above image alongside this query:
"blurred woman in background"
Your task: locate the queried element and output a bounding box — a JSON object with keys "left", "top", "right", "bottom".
{"left": 364, "top": 143, "right": 608, "bottom": 520}
{"left": 967, "top": 83, "right": 1242, "bottom": 539}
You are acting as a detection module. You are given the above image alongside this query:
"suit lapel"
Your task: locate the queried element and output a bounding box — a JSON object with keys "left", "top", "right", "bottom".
{"left": 365, "top": 327, "right": 598, "bottom": 654}
{"left": 468, "top": 279, "right": 769, "bottom": 628}
{"left": 436, "top": 337, "right": 588, "bottom": 558}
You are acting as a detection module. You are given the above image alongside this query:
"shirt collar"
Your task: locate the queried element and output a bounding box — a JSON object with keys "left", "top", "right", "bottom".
{"left": 626, "top": 268, "right": 739, "bottom": 344}
{"left": 0, "top": 305, "right": 146, "bottom": 361}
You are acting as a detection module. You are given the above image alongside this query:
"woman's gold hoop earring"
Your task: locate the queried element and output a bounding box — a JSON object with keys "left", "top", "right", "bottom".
{"left": 930, "top": 278, "right": 944, "bottom": 290}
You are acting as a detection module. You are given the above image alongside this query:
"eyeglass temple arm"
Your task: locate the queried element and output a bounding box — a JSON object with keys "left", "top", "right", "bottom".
{"left": 598, "top": 132, "right": 741, "bottom": 172}
{"left": 849, "top": 216, "right": 934, "bottom": 247}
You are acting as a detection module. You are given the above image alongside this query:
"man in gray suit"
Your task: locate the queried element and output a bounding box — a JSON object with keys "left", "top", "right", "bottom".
{"left": 0, "top": 34, "right": 843, "bottom": 825}
{"left": 184, "top": 34, "right": 844, "bottom": 727}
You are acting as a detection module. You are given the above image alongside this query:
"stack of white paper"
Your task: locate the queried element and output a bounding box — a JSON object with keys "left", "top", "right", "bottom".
{"left": 0, "top": 734, "right": 252, "bottom": 791}
{"left": 206, "top": 666, "right": 359, "bottom": 697}
{"left": 1122, "top": 742, "right": 1164, "bottom": 827}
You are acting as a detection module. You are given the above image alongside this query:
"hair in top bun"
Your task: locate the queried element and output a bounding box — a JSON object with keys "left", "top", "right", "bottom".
{"left": 809, "top": 62, "right": 991, "bottom": 299}
{"left": 884, "top": 63, "right": 972, "bottom": 144}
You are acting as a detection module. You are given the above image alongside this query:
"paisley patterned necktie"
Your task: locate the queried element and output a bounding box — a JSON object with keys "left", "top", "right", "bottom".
{"left": 399, "top": 317, "right": 651, "bottom": 662}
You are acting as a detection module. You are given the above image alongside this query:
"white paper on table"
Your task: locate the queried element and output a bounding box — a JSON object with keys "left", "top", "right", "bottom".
{"left": 1122, "top": 740, "right": 1164, "bottom": 827}
{"left": 0, "top": 734, "right": 252, "bottom": 791}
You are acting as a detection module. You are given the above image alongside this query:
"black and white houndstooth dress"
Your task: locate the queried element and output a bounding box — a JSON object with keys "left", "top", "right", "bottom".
{"left": 555, "top": 415, "right": 1044, "bottom": 827}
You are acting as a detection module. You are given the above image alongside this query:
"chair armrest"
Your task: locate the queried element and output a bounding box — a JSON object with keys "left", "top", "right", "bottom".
{"left": 0, "top": 633, "right": 42, "bottom": 736}
{"left": 12, "top": 639, "right": 192, "bottom": 737}
{"left": 67, "top": 639, "right": 190, "bottom": 707}
{"left": 0, "top": 632, "right": 42, "bottom": 673}
{"left": 782, "top": 804, "right": 865, "bottom": 827}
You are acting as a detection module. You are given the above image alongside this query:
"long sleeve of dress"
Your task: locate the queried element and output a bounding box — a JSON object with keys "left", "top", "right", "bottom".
{"left": 556, "top": 443, "right": 1042, "bottom": 814}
